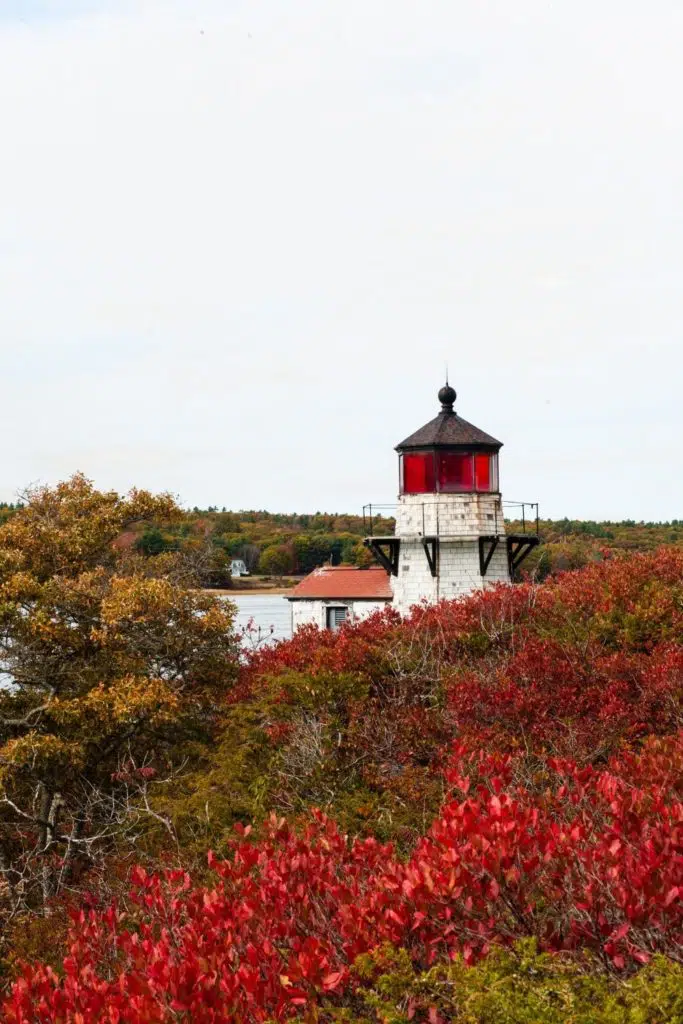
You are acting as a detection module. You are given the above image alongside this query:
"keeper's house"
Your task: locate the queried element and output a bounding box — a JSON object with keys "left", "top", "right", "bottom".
{"left": 287, "top": 566, "right": 392, "bottom": 631}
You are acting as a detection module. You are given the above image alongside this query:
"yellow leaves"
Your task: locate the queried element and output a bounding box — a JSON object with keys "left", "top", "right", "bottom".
{"left": 99, "top": 576, "right": 183, "bottom": 625}
{"left": 125, "top": 487, "right": 181, "bottom": 528}
{"left": 196, "top": 599, "right": 237, "bottom": 635}
{"left": 96, "top": 575, "right": 236, "bottom": 640}
{"left": 1, "top": 571, "right": 108, "bottom": 653}
{"left": 0, "top": 474, "right": 182, "bottom": 581}
{"left": 0, "top": 571, "right": 42, "bottom": 607}
{"left": 50, "top": 677, "right": 180, "bottom": 730}
{"left": 0, "top": 476, "right": 240, "bottom": 805}
{"left": 0, "top": 732, "right": 85, "bottom": 782}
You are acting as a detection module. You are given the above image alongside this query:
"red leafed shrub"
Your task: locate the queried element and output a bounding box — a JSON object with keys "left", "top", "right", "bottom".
{"left": 447, "top": 640, "right": 683, "bottom": 754}
{"left": 4, "top": 817, "right": 392, "bottom": 1023}
{"left": 248, "top": 547, "right": 683, "bottom": 678}
{"left": 242, "top": 614, "right": 400, "bottom": 683}
{"left": 4, "top": 550, "right": 683, "bottom": 1020}
{"left": 5, "top": 733, "right": 682, "bottom": 1022}
{"left": 395, "top": 732, "right": 683, "bottom": 969}
{"left": 244, "top": 548, "right": 683, "bottom": 762}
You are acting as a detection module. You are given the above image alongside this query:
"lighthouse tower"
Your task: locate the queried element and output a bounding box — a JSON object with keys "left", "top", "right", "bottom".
{"left": 366, "top": 383, "right": 538, "bottom": 615}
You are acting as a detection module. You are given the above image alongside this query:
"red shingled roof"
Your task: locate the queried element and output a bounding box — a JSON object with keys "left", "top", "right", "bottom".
{"left": 288, "top": 566, "right": 393, "bottom": 601}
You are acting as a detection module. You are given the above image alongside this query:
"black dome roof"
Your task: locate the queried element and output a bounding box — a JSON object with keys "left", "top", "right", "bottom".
{"left": 395, "top": 385, "right": 502, "bottom": 452}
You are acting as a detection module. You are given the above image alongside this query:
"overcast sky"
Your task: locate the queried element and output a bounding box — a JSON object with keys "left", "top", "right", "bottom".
{"left": 0, "top": 1, "right": 681, "bottom": 520}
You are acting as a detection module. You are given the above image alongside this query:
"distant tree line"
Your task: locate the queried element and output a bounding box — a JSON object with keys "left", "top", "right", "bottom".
{"left": 133, "top": 510, "right": 683, "bottom": 585}
{"left": 0, "top": 503, "right": 23, "bottom": 527}
{"left": 131, "top": 509, "right": 396, "bottom": 584}
{"left": 3, "top": 501, "right": 681, "bottom": 585}
{"left": 506, "top": 516, "right": 683, "bottom": 580}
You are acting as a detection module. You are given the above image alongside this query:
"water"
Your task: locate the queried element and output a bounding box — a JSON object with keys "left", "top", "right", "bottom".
{"left": 229, "top": 594, "right": 292, "bottom": 645}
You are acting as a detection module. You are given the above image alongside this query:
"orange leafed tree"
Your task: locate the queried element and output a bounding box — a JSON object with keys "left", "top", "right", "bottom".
{"left": 0, "top": 474, "right": 239, "bottom": 919}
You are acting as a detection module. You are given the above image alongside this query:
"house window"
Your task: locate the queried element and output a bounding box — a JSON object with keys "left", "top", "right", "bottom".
{"left": 326, "top": 606, "right": 348, "bottom": 630}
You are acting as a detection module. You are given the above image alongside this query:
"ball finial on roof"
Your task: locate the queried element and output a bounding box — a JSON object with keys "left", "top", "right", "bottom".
{"left": 438, "top": 382, "right": 456, "bottom": 412}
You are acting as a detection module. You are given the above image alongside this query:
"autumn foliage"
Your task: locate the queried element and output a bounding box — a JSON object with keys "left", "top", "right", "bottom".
{"left": 4, "top": 730, "right": 682, "bottom": 1021}
{"left": 0, "top": 476, "right": 240, "bottom": 923}
{"left": 1, "top": 538, "right": 682, "bottom": 1020}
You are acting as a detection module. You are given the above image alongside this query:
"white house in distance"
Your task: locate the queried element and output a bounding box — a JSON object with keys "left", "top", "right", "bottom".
{"left": 230, "top": 559, "right": 249, "bottom": 577}
{"left": 288, "top": 382, "right": 539, "bottom": 629}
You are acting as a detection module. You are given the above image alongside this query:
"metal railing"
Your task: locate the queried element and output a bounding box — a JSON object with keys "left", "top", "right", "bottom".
{"left": 363, "top": 500, "right": 540, "bottom": 538}
{"left": 502, "top": 501, "right": 540, "bottom": 536}
{"left": 362, "top": 504, "right": 396, "bottom": 537}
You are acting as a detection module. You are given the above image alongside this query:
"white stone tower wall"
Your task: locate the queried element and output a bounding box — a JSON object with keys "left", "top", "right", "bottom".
{"left": 392, "top": 539, "right": 438, "bottom": 608}
{"left": 394, "top": 492, "right": 505, "bottom": 539}
{"left": 391, "top": 492, "right": 511, "bottom": 615}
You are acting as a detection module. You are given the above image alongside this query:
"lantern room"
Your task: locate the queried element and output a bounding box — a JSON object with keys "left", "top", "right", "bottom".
{"left": 396, "top": 384, "right": 502, "bottom": 496}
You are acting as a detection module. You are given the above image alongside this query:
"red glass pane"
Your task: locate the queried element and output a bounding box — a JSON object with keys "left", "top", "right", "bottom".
{"left": 437, "top": 452, "right": 474, "bottom": 491}
{"left": 402, "top": 453, "right": 436, "bottom": 493}
{"left": 475, "top": 453, "right": 491, "bottom": 491}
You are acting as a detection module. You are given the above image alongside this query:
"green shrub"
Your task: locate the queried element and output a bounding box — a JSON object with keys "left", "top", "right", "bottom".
{"left": 339, "top": 940, "right": 683, "bottom": 1024}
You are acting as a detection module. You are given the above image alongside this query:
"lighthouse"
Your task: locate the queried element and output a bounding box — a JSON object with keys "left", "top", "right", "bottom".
{"left": 288, "top": 381, "right": 539, "bottom": 631}
{"left": 365, "top": 382, "right": 539, "bottom": 614}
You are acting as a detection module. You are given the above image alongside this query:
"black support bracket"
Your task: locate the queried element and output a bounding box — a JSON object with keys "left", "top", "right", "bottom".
{"left": 363, "top": 537, "right": 401, "bottom": 577}
{"left": 478, "top": 535, "right": 500, "bottom": 577}
{"left": 506, "top": 534, "right": 540, "bottom": 575}
{"left": 422, "top": 536, "right": 439, "bottom": 577}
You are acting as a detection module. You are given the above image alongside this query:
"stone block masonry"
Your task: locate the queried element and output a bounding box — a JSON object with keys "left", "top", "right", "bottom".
{"left": 395, "top": 493, "right": 505, "bottom": 539}
{"left": 391, "top": 492, "right": 510, "bottom": 615}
